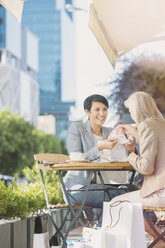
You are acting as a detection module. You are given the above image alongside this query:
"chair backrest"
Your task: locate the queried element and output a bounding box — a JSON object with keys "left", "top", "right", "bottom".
{"left": 34, "top": 153, "right": 69, "bottom": 163}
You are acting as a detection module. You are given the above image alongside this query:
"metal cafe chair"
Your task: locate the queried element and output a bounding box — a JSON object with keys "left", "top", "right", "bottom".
{"left": 143, "top": 206, "right": 165, "bottom": 247}
{"left": 34, "top": 153, "right": 93, "bottom": 247}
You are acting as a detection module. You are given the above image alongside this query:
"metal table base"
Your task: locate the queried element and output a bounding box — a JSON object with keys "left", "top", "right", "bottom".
{"left": 39, "top": 167, "right": 135, "bottom": 248}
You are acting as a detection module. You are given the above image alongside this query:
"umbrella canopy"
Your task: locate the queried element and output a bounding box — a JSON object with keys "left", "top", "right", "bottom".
{"left": 89, "top": 0, "right": 165, "bottom": 66}
{"left": 0, "top": 0, "right": 24, "bottom": 23}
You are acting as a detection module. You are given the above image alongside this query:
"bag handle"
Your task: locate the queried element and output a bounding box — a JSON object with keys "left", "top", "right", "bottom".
{"left": 108, "top": 200, "right": 130, "bottom": 228}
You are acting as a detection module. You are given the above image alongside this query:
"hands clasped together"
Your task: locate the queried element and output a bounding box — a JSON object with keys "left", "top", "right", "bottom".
{"left": 116, "top": 124, "right": 138, "bottom": 162}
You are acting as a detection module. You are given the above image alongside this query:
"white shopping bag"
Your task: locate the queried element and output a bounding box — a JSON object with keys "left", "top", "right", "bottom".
{"left": 82, "top": 227, "right": 126, "bottom": 248}
{"left": 33, "top": 233, "right": 50, "bottom": 248}
{"left": 72, "top": 242, "right": 91, "bottom": 248}
{"left": 83, "top": 227, "right": 106, "bottom": 248}
{"left": 102, "top": 201, "right": 147, "bottom": 248}
{"left": 33, "top": 216, "right": 50, "bottom": 248}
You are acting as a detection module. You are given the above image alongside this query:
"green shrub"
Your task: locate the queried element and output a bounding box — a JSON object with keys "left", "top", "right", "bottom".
{"left": 0, "top": 180, "right": 45, "bottom": 219}
{"left": 23, "top": 166, "right": 64, "bottom": 205}
{"left": 0, "top": 166, "right": 64, "bottom": 219}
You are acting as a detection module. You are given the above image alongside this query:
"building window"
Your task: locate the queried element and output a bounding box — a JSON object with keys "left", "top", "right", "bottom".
{"left": 0, "top": 33, "right": 5, "bottom": 43}
{"left": 0, "top": 18, "right": 3, "bottom": 25}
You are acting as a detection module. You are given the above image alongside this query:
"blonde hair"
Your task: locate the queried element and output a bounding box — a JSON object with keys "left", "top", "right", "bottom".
{"left": 124, "top": 91, "right": 164, "bottom": 124}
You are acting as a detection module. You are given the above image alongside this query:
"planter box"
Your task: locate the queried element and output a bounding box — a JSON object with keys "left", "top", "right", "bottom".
{"left": 0, "top": 221, "right": 10, "bottom": 248}
{"left": 0, "top": 208, "right": 76, "bottom": 248}
{"left": 0, "top": 217, "right": 35, "bottom": 248}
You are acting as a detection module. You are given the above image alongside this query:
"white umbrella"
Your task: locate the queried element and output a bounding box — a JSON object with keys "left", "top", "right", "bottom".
{"left": 89, "top": 0, "right": 165, "bottom": 66}
{"left": 0, "top": 0, "right": 24, "bottom": 23}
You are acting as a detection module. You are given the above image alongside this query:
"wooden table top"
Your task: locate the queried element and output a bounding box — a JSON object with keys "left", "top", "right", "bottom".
{"left": 36, "top": 161, "right": 133, "bottom": 171}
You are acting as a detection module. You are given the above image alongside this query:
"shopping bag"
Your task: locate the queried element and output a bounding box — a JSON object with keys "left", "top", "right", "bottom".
{"left": 82, "top": 227, "right": 126, "bottom": 248}
{"left": 33, "top": 233, "right": 50, "bottom": 248}
{"left": 102, "top": 201, "right": 147, "bottom": 248}
{"left": 72, "top": 241, "right": 91, "bottom": 248}
{"left": 49, "top": 233, "right": 62, "bottom": 248}
{"left": 66, "top": 239, "right": 90, "bottom": 248}
{"left": 33, "top": 216, "right": 50, "bottom": 248}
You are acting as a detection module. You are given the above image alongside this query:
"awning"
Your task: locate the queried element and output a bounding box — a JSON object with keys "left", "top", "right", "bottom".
{"left": 0, "top": 0, "right": 24, "bottom": 23}
{"left": 89, "top": 0, "right": 165, "bottom": 66}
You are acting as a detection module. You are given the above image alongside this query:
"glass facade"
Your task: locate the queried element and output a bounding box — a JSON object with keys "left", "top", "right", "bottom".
{"left": 22, "top": 0, "right": 75, "bottom": 141}
{"left": 22, "top": 0, "right": 61, "bottom": 92}
{"left": 0, "top": 6, "right": 6, "bottom": 48}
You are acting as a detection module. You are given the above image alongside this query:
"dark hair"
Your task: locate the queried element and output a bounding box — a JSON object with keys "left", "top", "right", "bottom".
{"left": 83, "top": 94, "right": 109, "bottom": 111}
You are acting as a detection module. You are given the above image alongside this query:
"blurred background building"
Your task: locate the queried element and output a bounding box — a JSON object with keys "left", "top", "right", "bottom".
{"left": 22, "top": 0, "right": 76, "bottom": 140}
{"left": 0, "top": 6, "right": 39, "bottom": 126}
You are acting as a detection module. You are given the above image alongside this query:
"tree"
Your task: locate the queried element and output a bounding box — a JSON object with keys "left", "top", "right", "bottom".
{"left": 0, "top": 110, "right": 65, "bottom": 175}
{"left": 108, "top": 55, "right": 165, "bottom": 116}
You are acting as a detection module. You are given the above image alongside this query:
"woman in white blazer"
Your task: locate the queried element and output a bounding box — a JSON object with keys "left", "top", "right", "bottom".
{"left": 109, "top": 91, "right": 165, "bottom": 245}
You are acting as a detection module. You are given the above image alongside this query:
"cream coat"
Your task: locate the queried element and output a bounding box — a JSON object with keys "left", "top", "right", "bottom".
{"left": 129, "top": 119, "right": 165, "bottom": 198}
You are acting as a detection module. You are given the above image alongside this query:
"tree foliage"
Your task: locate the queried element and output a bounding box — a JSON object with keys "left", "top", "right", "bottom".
{"left": 0, "top": 110, "right": 67, "bottom": 175}
{"left": 108, "top": 55, "right": 165, "bottom": 116}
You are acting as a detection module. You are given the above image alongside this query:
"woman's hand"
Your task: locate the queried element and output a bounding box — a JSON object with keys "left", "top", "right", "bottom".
{"left": 116, "top": 124, "right": 138, "bottom": 138}
{"left": 98, "top": 138, "right": 117, "bottom": 151}
{"left": 127, "top": 152, "right": 138, "bottom": 163}
{"left": 124, "top": 140, "right": 136, "bottom": 153}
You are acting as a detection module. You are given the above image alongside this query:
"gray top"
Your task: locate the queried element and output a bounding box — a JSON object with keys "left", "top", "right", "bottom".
{"left": 64, "top": 120, "right": 112, "bottom": 189}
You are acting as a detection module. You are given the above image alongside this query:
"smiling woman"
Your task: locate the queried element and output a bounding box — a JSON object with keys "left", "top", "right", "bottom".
{"left": 63, "top": 94, "right": 133, "bottom": 211}
{"left": 67, "top": 94, "right": 117, "bottom": 161}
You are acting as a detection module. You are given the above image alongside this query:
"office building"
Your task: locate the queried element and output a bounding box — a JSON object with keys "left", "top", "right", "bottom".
{"left": 22, "top": 0, "right": 76, "bottom": 141}
{"left": 0, "top": 6, "right": 39, "bottom": 125}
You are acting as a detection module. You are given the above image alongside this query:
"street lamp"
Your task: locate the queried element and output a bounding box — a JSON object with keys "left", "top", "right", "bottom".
{"left": 65, "top": 4, "right": 88, "bottom": 12}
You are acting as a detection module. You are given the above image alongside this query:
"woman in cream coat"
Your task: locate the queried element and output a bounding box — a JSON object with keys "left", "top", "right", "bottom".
{"left": 110, "top": 91, "right": 165, "bottom": 245}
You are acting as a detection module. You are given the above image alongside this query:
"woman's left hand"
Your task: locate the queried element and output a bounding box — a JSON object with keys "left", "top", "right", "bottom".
{"left": 124, "top": 140, "right": 135, "bottom": 153}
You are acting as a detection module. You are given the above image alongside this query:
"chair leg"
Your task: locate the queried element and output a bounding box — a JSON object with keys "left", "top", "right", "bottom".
{"left": 148, "top": 231, "right": 165, "bottom": 248}
{"left": 144, "top": 211, "right": 165, "bottom": 247}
